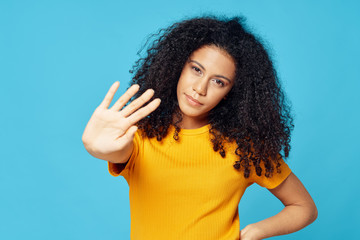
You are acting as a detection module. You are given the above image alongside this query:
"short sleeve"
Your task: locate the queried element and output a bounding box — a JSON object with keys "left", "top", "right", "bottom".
{"left": 107, "top": 130, "right": 141, "bottom": 182}
{"left": 248, "top": 158, "right": 292, "bottom": 189}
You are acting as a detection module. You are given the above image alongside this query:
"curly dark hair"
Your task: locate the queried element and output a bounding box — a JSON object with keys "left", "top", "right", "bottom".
{"left": 129, "top": 15, "right": 294, "bottom": 178}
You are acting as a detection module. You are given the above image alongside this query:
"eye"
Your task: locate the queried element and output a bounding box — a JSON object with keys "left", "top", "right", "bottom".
{"left": 212, "top": 78, "right": 225, "bottom": 87}
{"left": 191, "top": 66, "right": 202, "bottom": 75}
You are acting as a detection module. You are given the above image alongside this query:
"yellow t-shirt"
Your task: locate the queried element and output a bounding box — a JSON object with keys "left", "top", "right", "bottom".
{"left": 108, "top": 124, "right": 291, "bottom": 240}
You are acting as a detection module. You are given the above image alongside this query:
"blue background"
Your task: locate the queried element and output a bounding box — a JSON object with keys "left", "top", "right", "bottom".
{"left": 1, "top": 0, "right": 359, "bottom": 239}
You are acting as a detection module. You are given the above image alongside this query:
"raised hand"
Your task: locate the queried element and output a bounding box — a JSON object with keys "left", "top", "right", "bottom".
{"left": 82, "top": 81, "right": 161, "bottom": 163}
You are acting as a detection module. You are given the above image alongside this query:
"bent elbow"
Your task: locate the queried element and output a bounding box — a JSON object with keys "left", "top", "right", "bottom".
{"left": 306, "top": 201, "right": 318, "bottom": 224}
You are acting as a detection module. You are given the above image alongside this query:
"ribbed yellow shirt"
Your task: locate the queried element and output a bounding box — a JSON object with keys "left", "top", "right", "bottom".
{"left": 108, "top": 124, "right": 291, "bottom": 240}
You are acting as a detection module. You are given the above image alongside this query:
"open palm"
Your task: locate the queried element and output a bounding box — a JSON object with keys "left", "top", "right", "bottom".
{"left": 82, "top": 81, "right": 161, "bottom": 156}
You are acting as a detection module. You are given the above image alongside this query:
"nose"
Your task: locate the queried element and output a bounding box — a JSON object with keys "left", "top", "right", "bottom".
{"left": 192, "top": 78, "right": 207, "bottom": 96}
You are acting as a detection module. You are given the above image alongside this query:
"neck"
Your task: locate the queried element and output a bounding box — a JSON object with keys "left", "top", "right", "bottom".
{"left": 174, "top": 114, "right": 209, "bottom": 129}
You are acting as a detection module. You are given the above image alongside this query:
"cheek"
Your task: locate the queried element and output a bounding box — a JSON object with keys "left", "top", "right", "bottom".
{"left": 177, "top": 75, "right": 191, "bottom": 92}
{"left": 176, "top": 80, "right": 183, "bottom": 97}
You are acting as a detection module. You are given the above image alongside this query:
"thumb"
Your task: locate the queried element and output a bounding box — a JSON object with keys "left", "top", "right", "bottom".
{"left": 124, "top": 125, "right": 138, "bottom": 141}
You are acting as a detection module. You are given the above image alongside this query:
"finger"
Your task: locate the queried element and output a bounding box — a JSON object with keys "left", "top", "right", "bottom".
{"left": 127, "top": 98, "right": 161, "bottom": 125}
{"left": 110, "top": 84, "right": 140, "bottom": 111}
{"left": 121, "top": 88, "right": 155, "bottom": 117}
{"left": 99, "top": 81, "right": 120, "bottom": 109}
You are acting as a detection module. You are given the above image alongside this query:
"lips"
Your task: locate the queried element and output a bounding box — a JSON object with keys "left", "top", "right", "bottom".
{"left": 184, "top": 93, "right": 203, "bottom": 106}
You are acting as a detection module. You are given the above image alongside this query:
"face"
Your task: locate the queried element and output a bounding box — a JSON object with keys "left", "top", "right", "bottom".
{"left": 176, "top": 45, "right": 236, "bottom": 128}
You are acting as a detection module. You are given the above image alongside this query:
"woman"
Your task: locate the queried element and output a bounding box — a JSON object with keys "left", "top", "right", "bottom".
{"left": 82, "top": 16, "right": 317, "bottom": 239}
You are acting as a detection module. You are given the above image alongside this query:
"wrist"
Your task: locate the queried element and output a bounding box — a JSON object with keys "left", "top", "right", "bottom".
{"left": 241, "top": 224, "right": 263, "bottom": 240}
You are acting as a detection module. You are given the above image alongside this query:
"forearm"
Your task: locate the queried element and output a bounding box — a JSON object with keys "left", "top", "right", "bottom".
{"left": 241, "top": 203, "right": 318, "bottom": 239}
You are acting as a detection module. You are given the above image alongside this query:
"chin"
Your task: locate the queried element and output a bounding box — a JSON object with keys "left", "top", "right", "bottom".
{"left": 179, "top": 106, "right": 207, "bottom": 119}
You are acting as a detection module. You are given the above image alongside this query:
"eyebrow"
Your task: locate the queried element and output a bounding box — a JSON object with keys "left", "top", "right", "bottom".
{"left": 189, "top": 59, "right": 232, "bottom": 83}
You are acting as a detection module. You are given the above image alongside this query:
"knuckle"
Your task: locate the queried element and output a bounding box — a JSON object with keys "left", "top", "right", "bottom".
{"left": 130, "top": 98, "right": 144, "bottom": 110}
{"left": 116, "top": 98, "right": 126, "bottom": 107}
{"left": 124, "top": 92, "right": 132, "bottom": 99}
{"left": 148, "top": 102, "right": 158, "bottom": 112}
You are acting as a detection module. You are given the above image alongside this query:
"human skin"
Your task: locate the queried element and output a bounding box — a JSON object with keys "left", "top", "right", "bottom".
{"left": 176, "top": 45, "right": 235, "bottom": 129}
{"left": 82, "top": 82, "right": 161, "bottom": 164}
{"left": 239, "top": 172, "right": 318, "bottom": 239}
{"left": 176, "top": 46, "right": 318, "bottom": 239}
{"left": 82, "top": 45, "right": 236, "bottom": 162}
{"left": 82, "top": 45, "right": 317, "bottom": 239}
